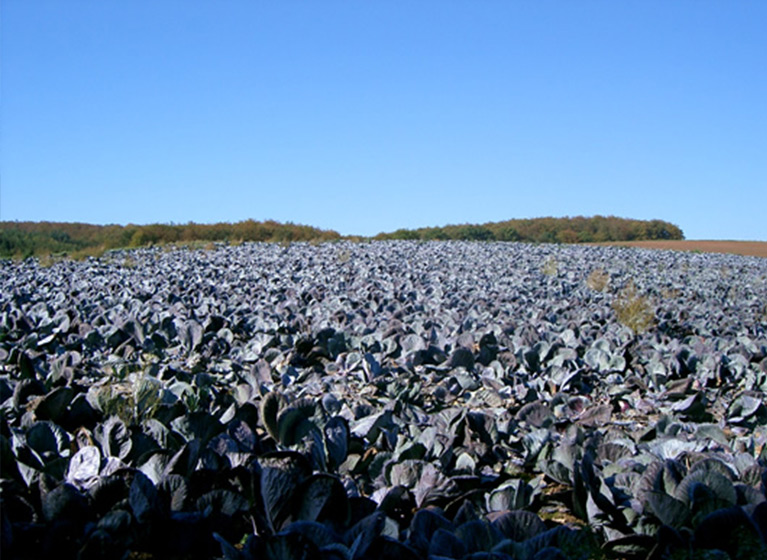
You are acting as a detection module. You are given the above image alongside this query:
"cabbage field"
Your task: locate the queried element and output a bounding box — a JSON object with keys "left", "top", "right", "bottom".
{"left": 2, "top": 241, "right": 767, "bottom": 559}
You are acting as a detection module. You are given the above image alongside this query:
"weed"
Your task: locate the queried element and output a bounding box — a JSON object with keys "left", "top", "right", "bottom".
{"left": 612, "top": 281, "right": 655, "bottom": 334}
{"left": 541, "top": 256, "right": 558, "bottom": 276}
{"left": 71, "top": 245, "right": 107, "bottom": 261}
{"left": 91, "top": 373, "right": 164, "bottom": 425}
{"left": 661, "top": 287, "right": 682, "bottom": 300}
{"left": 586, "top": 269, "right": 610, "bottom": 292}
{"left": 38, "top": 253, "right": 59, "bottom": 268}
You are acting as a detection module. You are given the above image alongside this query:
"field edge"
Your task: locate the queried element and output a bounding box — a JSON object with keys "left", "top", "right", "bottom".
{"left": 589, "top": 240, "right": 767, "bottom": 258}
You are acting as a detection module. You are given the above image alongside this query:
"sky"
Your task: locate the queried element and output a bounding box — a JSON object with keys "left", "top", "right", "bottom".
{"left": 1, "top": 1, "right": 765, "bottom": 240}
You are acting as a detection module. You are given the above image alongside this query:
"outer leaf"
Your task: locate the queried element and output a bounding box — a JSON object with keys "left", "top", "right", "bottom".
{"left": 171, "top": 411, "right": 224, "bottom": 446}
{"left": 487, "top": 479, "right": 537, "bottom": 512}
{"left": 407, "top": 509, "right": 454, "bottom": 554}
{"left": 282, "top": 520, "right": 337, "bottom": 549}
{"left": 295, "top": 473, "right": 350, "bottom": 528}
{"left": 646, "top": 491, "right": 689, "bottom": 528}
{"left": 491, "top": 510, "right": 547, "bottom": 542}
{"left": 428, "top": 527, "right": 467, "bottom": 559}
{"left": 261, "top": 391, "right": 283, "bottom": 441}
{"left": 324, "top": 416, "right": 349, "bottom": 469}
{"left": 129, "top": 470, "right": 164, "bottom": 524}
{"left": 694, "top": 506, "right": 765, "bottom": 558}
{"left": 455, "top": 520, "right": 503, "bottom": 554}
{"left": 255, "top": 532, "right": 320, "bottom": 560}
{"left": 33, "top": 386, "right": 75, "bottom": 424}
{"left": 197, "top": 489, "right": 249, "bottom": 517}
{"left": 159, "top": 473, "right": 188, "bottom": 512}
{"left": 276, "top": 398, "right": 317, "bottom": 446}
{"left": 98, "top": 416, "right": 132, "bottom": 460}
{"left": 42, "top": 483, "right": 89, "bottom": 524}
{"left": 67, "top": 445, "right": 101, "bottom": 489}
{"left": 26, "top": 421, "right": 70, "bottom": 460}
{"left": 260, "top": 451, "right": 312, "bottom": 532}
{"left": 346, "top": 511, "right": 385, "bottom": 560}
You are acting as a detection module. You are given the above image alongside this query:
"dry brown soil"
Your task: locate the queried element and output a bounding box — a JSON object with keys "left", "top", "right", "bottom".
{"left": 590, "top": 240, "right": 767, "bottom": 258}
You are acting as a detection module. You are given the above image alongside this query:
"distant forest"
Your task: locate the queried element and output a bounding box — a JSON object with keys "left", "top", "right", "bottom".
{"left": 0, "top": 216, "right": 683, "bottom": 259}
{"left": 0, "top": 220, "right": 341, "bottom": 259}
{"left": 373, "top": 216, "right": 684, "bottom": 243}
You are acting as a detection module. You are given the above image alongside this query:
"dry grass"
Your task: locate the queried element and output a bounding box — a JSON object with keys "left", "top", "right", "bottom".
{"left": 37, "top": 253, "right": 61, "bottom": 267}
{"left": 586, "top": 268, "right": 610, "bottom": 292}
{"left": 660, "top": 287, "right": 682, "bottom": 300}
{"left": 38, "top": 246, "right": 106, "bottom": 265}
{"left": 612, "top": 281, "right": 655, "bottom": 334}
{"left": 540, "top": 256, "right": 558, "bottom": 276}
{"left": 71, "top": 245, "right": 107, "bottom": 260}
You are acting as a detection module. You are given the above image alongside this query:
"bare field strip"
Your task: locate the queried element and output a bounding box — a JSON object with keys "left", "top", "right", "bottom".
{"left": 590, "top": 240, "right": 767, "bottom": 258}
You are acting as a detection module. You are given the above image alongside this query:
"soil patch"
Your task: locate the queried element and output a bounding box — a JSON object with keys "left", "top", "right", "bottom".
{"left": 590, "top": 240, "right": 767, "bottom": 258}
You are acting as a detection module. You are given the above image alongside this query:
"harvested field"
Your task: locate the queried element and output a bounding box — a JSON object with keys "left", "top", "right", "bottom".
{"left": 591, "top": 240, "right": 767, "bottom": 258}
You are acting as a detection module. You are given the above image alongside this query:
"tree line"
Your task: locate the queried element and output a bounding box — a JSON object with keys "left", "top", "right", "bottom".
{"left": 0, "top": 220, "right": 341, "bottom": 259}
{"left": 0, "top": 215, "right": 683, "bottom": 259}
{"left": 373, "top": 216, "right": 684, "bottom": 243}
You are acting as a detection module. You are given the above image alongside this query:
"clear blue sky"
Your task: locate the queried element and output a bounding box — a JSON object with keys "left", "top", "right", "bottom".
{"left": 1, "top": 1, "right": 765, "bottom": 240}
